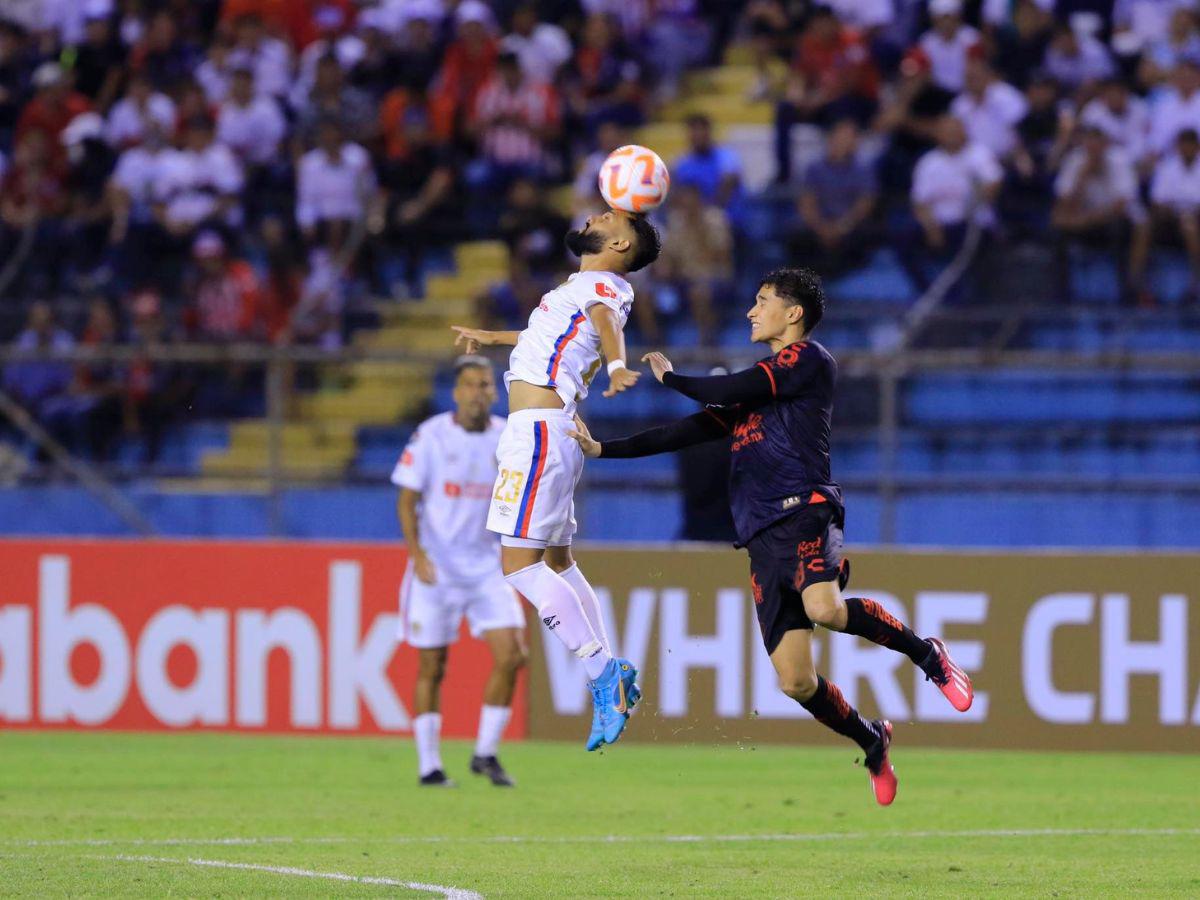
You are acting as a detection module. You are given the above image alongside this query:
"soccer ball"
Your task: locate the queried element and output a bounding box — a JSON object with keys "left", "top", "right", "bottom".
{"left": 598, "top": 144, "right": 670, "bottom": 213}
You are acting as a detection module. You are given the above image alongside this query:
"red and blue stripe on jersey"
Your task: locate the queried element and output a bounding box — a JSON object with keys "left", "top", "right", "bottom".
{"left": 516, "top": 420, "right": 549, "bottom": 538}
{"left": 545, "top": 311, "right": 586, "bottom": 387}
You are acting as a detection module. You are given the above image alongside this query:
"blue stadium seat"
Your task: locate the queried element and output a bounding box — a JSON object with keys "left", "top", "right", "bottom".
{"left": 1068, "top": 249, "right": 1122, "bottom": 305}
{"left": 155, "top": 422, "right": 230, "bottom": 473}
{"left": 893, "top": 489, "right": 1200, "bottom": 547}
{"left": 580, "top": 385, "right": 698, "bottom": 422}
{"left": 1147, "top": 251, "right": 1192, "bottom": 306}
{"left": 825, "top": 248, "right": 917, "bottom": 305}
{"left": 583, "top": 454, "right": 676, "bottom": 480}
{"left": 904, "top": 373, "right": 1200, "bottom": 424}
{"left": 579, "top": 488, "right": 681, "bottom": 540}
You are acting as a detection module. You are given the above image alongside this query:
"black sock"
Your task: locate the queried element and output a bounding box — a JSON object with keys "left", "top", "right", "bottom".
{"left": 843, "top": 597, "right": 932, "bottom": 665}
{"left": 799, "top": 676, "right": 877, "bottom": 753}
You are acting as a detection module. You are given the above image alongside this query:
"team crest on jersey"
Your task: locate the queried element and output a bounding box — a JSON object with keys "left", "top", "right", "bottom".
{"left": 731, "top": 413, "right": 764, "bottom": 452}
{"left": 401, "top": 450, "right": 414, "bottom": 466}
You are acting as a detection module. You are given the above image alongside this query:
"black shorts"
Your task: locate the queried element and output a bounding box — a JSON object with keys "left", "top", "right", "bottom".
{"left": 746, "top": 502, "right": 845, "bottom": 655}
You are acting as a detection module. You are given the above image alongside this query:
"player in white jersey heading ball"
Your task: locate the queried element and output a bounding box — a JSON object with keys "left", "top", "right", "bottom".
{"left": 394, "top": 357, "right": 528, "bottom": 787}
{"left": 452, "top": 208, "right": 661, "bottom": 751}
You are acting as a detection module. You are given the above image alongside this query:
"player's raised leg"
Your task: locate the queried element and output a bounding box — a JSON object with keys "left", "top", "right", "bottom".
{"left": 502, "top": 543, "right": 638, "bottom": 751}
{"left": 803, "top": 582, "right": 973, "bottom": 712}
{"left": 771, "top": 629, "right": 896, "bottom": 806}
{"left": 470, "top": 625, "right": 527, "bottom": 787}
{"left": 546, "top": 545, "right": 611, "bottom": 655}
{"left": 548, "top": 544, "right": 643, "bottom": 731}
{"left": 503, "top": 545, "right": 609, "bottom": 676}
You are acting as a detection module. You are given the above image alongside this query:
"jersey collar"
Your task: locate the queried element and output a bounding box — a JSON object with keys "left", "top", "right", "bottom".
{"left": 570, "top": 271, "right": 631, "bottom": 291}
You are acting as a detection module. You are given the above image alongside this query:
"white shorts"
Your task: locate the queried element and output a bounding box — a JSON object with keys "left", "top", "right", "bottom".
{"left": 398, "top": 566, "right": 526, "bottom": 649}
{"left": 486, "top": 407, "right": 584, "bottom": 548}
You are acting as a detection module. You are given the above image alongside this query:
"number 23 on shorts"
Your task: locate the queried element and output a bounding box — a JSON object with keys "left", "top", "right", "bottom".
{"left": 494, "top": 468, "right": 525, "bottom": 504}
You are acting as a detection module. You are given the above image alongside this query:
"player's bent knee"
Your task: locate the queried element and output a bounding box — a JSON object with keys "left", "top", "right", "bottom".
{"left": 779, "top": 672, "right": 819, "bottom": 702}
{"left": 807, "top": 602, "right": 840, "bottom": 629}
{"left": 802, "top": 584, "right": 845, "bottom": 630}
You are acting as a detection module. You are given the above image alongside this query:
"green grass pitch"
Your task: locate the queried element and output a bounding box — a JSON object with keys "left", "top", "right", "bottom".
{"left": 1, "top": 731, "right": 1197, "bottom": 897}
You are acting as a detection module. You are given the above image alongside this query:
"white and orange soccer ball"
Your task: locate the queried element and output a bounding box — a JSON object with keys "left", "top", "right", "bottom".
{"left": 598, "top": 144, "right": 670, "bottom": 213}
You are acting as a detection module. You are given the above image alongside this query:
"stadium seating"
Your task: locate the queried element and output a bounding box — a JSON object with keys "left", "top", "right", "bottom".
{"left": 2, "top": 10, "right": 1197, "bottom": 549}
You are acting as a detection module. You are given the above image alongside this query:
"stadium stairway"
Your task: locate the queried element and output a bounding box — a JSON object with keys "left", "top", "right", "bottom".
{"left": 200, "top": 240, "right": 508, "bottom": 479}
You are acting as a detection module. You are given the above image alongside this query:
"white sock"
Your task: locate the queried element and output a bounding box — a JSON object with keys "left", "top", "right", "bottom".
{"left": 413, "top": 712, "right": 443, "bottom": 777}
{"left": 559, "top": 563, "right": 612, "bottom": 655}
{"left": 474, "top": 705, "right": 511, "bottom": 757}
{"left": 505, "top": 561, "right": 612, "bottom": 680}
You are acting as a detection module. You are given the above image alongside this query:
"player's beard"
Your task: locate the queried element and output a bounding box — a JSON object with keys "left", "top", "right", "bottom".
{"left": 565, "top": 228, "right": 605, "bottom": 258}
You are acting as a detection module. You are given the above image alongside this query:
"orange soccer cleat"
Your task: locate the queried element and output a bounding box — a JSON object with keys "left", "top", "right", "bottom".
{"left": 921, "top": 637, "right": 974, "bottom": 712}
{"left": 865, "top": 720, "right": 897, "bottom": 806}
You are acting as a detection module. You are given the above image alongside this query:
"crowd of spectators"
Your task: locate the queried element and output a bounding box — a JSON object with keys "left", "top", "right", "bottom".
{"left": 0, "top": 0, "right": 732, "bottom": 460}
{"left": 759, "top": 0, "right": 1200, "bottom": 306}
{"left": 4, "top": 0, "right": 1200, "bottom": 463}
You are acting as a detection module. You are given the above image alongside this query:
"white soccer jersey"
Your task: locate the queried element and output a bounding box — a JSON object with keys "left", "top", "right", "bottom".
{"left": 391, "top": 412, "right": 506, "bottom": 584}
{"left": 504, "top": 270, "right": 634, "bottom": 413}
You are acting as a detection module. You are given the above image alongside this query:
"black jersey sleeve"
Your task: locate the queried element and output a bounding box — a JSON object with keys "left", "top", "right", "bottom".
{"left": 660, "top": 366, "right": 775, "bottom": 406}
{"left": 757, "top": 341, "right": 832, "bottom": 399}
{"left": 598, "top": 410, "right": 729, "bottom": 459}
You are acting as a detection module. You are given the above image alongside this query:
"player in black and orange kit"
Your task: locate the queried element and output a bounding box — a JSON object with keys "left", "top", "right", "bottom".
{"left": 569, "top": 268, "right": 974, "bottom": 805}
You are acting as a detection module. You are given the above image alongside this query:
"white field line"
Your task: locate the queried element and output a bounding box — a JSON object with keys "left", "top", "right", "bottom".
{"left": 6, "top": 827, "right": 1200, "bottom": 849}
{"left": 95, "top": 854, "right": 482, "bottom": 899}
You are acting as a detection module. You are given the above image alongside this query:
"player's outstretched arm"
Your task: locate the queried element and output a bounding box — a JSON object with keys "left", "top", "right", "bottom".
{"left": 644, "top": 351, "right": 775, "bottom": 406}
{"left": 587, "top": 304, "right": 640, "bottom": 397}
{"left": 450, "top": 326, "right": 520, "bottom": 354}
{"left": 568, "top": 410, "right": 728, "bottom": 459}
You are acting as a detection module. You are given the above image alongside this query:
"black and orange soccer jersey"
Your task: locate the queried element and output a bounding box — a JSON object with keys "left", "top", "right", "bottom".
{"left": 598, "top": 340, "right": 844, "bottom": 547}
{"left": 700, "top": 340, "right": 844, "bottom": 546}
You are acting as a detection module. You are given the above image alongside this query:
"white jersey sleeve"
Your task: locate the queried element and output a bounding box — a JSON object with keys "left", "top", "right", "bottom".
{"left": 391, "top": 427, "right": 429, "bottom": 492}
{"left": 503, "top": 271, "right": 634, "bottom": 413}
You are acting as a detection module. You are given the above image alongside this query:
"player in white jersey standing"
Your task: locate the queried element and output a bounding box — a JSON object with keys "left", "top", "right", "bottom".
{"left": 452, "top": 209, "right": 661, "bottom": 751}
{"left": 394, "top": 356, "right": 528, "bottom": 787}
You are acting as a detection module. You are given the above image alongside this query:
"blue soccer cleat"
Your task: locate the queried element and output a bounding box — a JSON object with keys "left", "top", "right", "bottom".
{"left": 585, "top": 658, "right": 640, "bottom": 751}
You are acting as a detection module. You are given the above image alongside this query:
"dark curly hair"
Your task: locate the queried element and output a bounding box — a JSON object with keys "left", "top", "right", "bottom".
{"left": 759, "top": 267, "right": 825, "bottom": 334}
{"left": 627, "top": 214, "right": 662, "bottom": 272}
